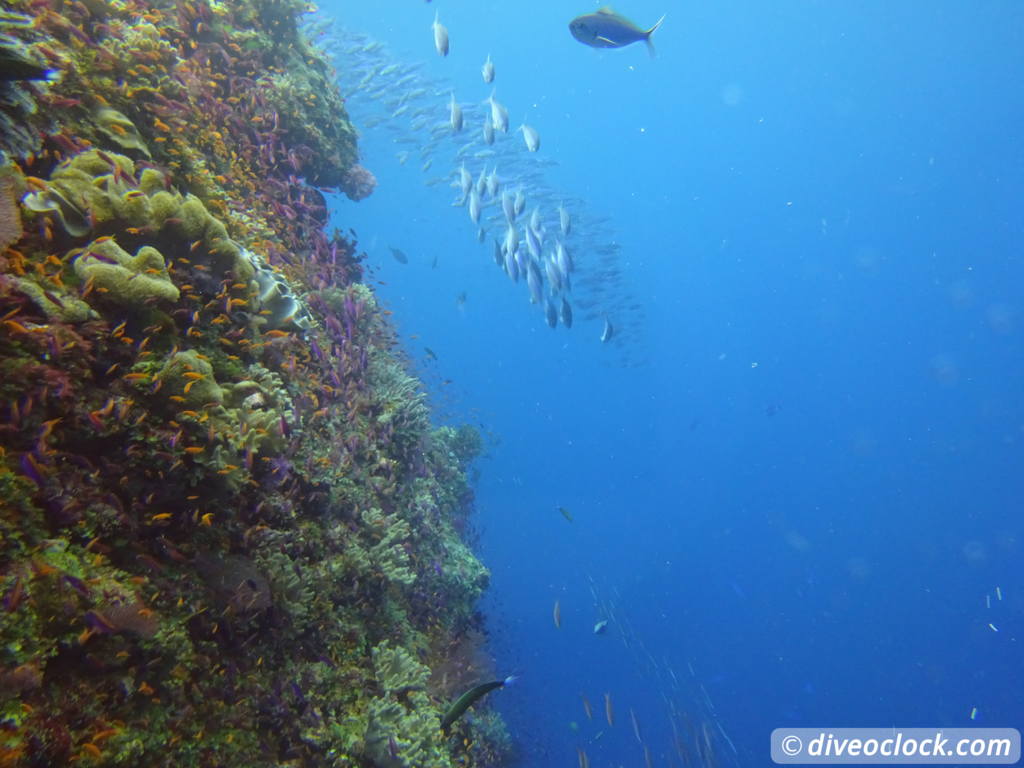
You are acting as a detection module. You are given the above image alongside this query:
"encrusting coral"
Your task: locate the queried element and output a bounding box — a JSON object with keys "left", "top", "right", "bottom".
{"left": 0, "top": 0, "right": 509, "bottom": 765}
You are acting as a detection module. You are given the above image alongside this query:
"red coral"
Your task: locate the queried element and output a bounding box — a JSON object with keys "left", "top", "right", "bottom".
{"left": 340, "top": 164, "right": 376, "bottom": 202}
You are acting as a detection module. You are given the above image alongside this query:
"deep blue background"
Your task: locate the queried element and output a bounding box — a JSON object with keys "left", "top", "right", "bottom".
{"left": 320, "top": 1, "right": 1023, "bottom": 764}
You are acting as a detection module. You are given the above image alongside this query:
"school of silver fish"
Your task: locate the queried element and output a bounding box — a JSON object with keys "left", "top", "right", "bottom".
{"left": 305, "top": 13, "right": 648, "bottom": 361}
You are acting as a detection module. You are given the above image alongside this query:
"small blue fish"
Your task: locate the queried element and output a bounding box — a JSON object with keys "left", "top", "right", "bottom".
{"left": 569, "top": 7, "right": 665, "bottom": 57}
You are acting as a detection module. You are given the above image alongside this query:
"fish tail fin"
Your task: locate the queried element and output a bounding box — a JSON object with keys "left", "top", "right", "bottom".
{"left": 645, "top": 14, "right": 666, "bottom": 58}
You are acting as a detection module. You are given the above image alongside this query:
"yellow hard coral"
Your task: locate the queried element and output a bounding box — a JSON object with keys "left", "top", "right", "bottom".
{"left": 73, "top": 237, "right": 179, "bottom": 307}
{"left": 158, "top": 350, "right": 224, "bottom": 407}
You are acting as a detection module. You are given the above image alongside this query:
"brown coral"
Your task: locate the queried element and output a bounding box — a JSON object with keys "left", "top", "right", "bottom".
{"left": 0, "top": 174, "right": 21, "bottom": 252}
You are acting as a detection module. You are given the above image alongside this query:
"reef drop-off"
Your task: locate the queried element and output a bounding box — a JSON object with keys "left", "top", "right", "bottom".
{"left": 0, "top": 0, "right": 509, "bottom": 765}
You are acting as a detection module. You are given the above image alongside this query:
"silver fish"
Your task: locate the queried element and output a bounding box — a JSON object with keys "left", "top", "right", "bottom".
{"left": 457, "top": 163, "right": 472, "bottom": 204}
{"left": 482, "top": 54, "right": 495, "bottom": 83}
{"left": 558, "top": 204, "right": 572, "bottom": 236}
{"left": 600, "top": 317, "right": 614, "bottom": 342}
{"left": 501, "top": 191, "right": 516, "bottom": 224}
{"left": 487, "top": 89, "right": 509, "bottom": 133}
{"left": 517, "top": 244, "right": 533, "bottom": 270}
{"left": 545, "top": 254, "right": 562, "bottom": 292}
{"left": 449, "top": 93, "right": 463, "bottom": 132}
{"left": 529, "top": 206, "right": 542, "bottom": 237}
{"left": 468, "top": 188, "right": 482, "bottom": 225}
{"left": 568, "top": 9, "right": 665, "bottom": 57}
{"left": 492, "top": 239, "right": 504, "bottom": 266}
{"left": 526, "top": 261, "right": 544, "bottom": 304}
{"left": 432, "top": 11, "right": 449, "bottom": 56}
{"left": 503, "top": 224, "right": 518, "bottom": 257}
{"left": 475, "top": 166, "right": 487, "bottom": 196}
{"left": 560, "top": 297, "right": 573, "bottom": 328}
{"left": 504, "top": 248, "right": 520, "bottom": 282}
{"left": 556, "top": 241, "right": 573, "bottom": 275}
{"left": 520, "top": 123, "right": 540, "bottom": 152}
{"left": 544, "top": 298, "right": 558, "bottom": 328}
{"left": 524, "top": 224, "right": 541, "bottom": 260}
{"left": 483, "top": 116, "right": 495, "bottom": 145}
{"left": 487, "top": 167, "right": 500, "bottom": 198}
{"left": 514, "top": 188, "right": 526, "bottom": 216}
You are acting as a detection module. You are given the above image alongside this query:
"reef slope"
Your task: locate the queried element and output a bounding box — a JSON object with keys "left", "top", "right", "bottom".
{"left": 0, "top": 1, "right": 508, "bottom": 765}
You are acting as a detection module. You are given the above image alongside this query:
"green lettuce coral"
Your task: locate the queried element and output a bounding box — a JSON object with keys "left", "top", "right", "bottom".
{"left": 364, "top": 641, "right": 451, "bottom": 768}
{"left": 72, "top": 237, "right": 179, "bottom": 307}
{"left": 361, "top": 507, "right": 417, "bottom": 587}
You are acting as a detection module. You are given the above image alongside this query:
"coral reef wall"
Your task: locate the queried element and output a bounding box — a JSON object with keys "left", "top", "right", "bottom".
{"left": 0, "top": 1, "right": 509, "bottom": 765}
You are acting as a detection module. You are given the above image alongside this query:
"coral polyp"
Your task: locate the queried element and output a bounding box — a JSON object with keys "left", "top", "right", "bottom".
{"left": 0, "top": 0, "right": 508, "bottom": 765}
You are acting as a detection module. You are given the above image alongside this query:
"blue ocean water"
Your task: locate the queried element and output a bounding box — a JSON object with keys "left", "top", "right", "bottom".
{"left": 319, "top": 1, "right": 1023, "bottom": 764}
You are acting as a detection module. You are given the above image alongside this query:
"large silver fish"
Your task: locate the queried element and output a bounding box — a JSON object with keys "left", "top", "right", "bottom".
{"left": 569, "top": 8, "right": 665, "bottom": 57}
{"left": 600, "top": 317, "right": 614, "bottom": 342}
{"left": 432, "top": 11, "right": 449, "bottom": 56}
{"left": 482, "top": 54, "right": 495, "bottom": 84}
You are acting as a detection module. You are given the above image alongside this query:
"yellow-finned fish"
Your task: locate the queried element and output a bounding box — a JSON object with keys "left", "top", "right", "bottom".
{"left": 569, "top": 8, "right": 666, "bottom": 58}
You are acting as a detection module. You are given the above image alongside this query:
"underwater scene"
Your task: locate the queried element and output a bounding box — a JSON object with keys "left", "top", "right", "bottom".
{"left": 0, "top": 0, "right": 1021, "bottom": 766}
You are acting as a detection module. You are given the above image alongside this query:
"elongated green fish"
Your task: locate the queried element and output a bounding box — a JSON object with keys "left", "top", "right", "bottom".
{"left": 441, "top": 676, "right": 516, "bottom": 732}
{"left": 569, "top": 7, "right": 666, "bottom": 57}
